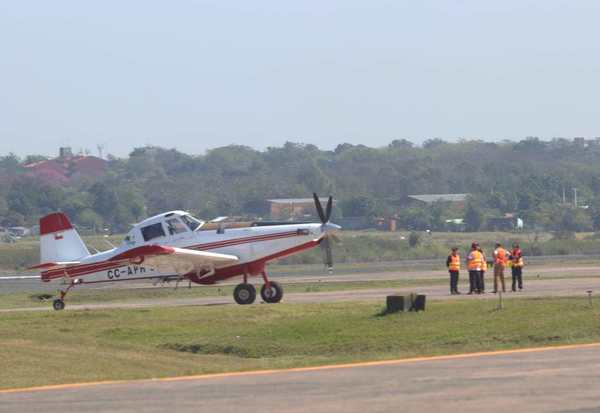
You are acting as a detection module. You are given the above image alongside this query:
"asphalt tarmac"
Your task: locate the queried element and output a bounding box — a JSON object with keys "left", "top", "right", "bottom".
{"left": 2, "top": 343, "right": 600, "bottom": 413}
{"left": 2, "top": 274, "right": 600, "bottom": 312}
{"left": 2, "top": 264, "right": 600, "bottom": 294}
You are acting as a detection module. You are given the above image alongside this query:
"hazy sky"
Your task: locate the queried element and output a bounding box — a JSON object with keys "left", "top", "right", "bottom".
{"left": 2, "top": 0, "right": 600, "bottom": 157}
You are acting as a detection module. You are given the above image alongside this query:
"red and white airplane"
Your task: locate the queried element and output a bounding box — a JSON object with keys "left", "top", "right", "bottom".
{"left": 25, "top": 194, "right": 340, "bottom": 310}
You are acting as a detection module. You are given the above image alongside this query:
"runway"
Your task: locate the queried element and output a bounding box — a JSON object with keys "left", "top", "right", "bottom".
{"left": 2, "top": 263, "right": 600, "bottom": 294}
{"left": 2, "top": 274, "right": 600, "bottom": 312}
{"left": 2, "top": 343, "right": 600, "bottom": 412}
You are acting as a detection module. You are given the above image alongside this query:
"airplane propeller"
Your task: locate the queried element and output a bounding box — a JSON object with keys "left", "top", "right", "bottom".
{"left": 313, "top": 193, "right": 340, "bottom": 274}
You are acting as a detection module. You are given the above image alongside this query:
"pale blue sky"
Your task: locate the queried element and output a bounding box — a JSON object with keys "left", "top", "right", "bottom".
{"left": 2, "top": 0, "right": 600, "bottom": 157}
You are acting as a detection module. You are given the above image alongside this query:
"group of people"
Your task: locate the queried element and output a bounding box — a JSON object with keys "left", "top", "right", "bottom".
{"left": 445, "top": 242, "right": 524, "bottom": 295}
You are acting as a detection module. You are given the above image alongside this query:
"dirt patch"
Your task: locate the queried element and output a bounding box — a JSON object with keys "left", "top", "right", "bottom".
{"left": 159, "top": 342, "right": 257, "bottom": 358}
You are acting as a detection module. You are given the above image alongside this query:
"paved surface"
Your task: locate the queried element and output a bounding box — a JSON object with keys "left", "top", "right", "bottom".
{"left": 3, "top": 275, "right": 600, "bottom": 312}
{"left": 2, "top": 344, "right": 600, "bottom": 412}
{"left": 2, "top": 264, "right": 600, "bottom": 294}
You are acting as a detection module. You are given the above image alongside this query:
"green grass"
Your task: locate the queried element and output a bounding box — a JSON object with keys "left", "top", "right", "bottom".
{"left": 0, "top": 235, "right": 122, "bottom": 271}
{"left": 1, "top": 297, "right": 600, "bottom": 389}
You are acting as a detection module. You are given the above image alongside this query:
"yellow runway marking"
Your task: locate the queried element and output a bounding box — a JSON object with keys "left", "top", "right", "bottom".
{"left": 3, "top": 341, "right": 600, "bottom": 394}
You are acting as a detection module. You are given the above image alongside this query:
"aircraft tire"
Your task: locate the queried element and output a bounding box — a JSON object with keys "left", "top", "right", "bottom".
{"left": 233, "top": 283, "right": 256, "bottom": 305}
{"left": 260, "top": 281, "right": 283, "bottom": 303}
{"left": 53, "top": 299, "right": 65, "bottom": 311}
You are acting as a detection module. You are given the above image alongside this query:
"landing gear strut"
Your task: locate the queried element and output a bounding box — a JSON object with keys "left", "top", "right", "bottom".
{"left": 53, "top": 280, "right": 79, "bottom": 311}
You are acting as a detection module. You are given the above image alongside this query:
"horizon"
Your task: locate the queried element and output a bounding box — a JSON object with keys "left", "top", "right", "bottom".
{"left": 3, "top": 135, "right": 598, "bottom": 160}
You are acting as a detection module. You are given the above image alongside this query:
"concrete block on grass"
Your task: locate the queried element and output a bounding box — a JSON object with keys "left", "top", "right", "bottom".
{"left": 385, "top": 293, "right": 426, "bottom": 314}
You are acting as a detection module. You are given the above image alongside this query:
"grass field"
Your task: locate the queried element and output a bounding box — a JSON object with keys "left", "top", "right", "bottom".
{"left": 1, "top": 297, "right": 600, "bottom": 390}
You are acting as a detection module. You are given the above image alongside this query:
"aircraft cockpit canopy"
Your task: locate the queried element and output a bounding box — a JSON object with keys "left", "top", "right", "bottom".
{"left": 180, "top": 214, "right": 203, "bottom": 231}
{"left": 122, "top": 211, "right": 205, "bottom": 246}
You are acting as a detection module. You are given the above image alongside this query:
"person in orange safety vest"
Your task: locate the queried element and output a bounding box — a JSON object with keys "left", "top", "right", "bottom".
{"left": 446, "top": 247, "right": 461, "bottom": 295}
{"left": 466, "top": 242, "right": 484, "bottom": 294}
{"left": 492, "top": 242, "right": 508, "bottom": 293}
{"left": 510, "top": 243, "right": 524, "bottom": 291}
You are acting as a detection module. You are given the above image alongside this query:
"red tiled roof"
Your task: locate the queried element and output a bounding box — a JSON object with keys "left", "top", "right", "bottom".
{"left": 24, "top": 156, "right": 107, "bottom": 184}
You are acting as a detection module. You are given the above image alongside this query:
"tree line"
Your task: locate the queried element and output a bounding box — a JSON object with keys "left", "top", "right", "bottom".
{"left": 1, "top": 137, "right": 600, "bottom": 234}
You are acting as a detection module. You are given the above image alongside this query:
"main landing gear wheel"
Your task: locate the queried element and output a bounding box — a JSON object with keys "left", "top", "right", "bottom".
{"left": 52, "top": 299, "right": 65, "bottom": 311}
{"left": 233, "top": 283, "right": 256, "bottom": 305}
{"left": 261, "top": 281, "right": 283, "bottom": 303}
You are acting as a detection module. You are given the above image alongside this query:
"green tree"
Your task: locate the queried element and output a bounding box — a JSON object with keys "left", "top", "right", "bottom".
{"left": 464, "top": 202, "right": 483, "bottom": 232}
{"left": 340, "top": 196, "right": 376, "bottom": 218}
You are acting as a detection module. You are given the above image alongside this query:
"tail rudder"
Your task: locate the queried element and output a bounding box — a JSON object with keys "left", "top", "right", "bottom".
{"left": 39, "top": 212, "right": 90, "bottom": 264}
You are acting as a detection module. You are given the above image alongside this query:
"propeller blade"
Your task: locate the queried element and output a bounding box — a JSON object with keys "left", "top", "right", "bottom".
{"left": 320, "top": 237, "right": 334, "bottom": 274}
{"left": 325, "top": 195, "right": 333, "bottom": 222}
{"left": 313, "top": 192, "right": 326, "bottom": 223}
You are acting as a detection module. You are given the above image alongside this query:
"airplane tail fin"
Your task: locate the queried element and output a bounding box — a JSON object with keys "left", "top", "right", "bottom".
{"left": 39, "top": 212, "right": 90, "bottom": 264}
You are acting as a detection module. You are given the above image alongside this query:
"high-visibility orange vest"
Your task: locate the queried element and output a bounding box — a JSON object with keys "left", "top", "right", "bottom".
{"left": 511, "top": 249, "right": 524, "bottom": 267}
{"left": 495, "top": 247, "right": 508, "bottom": 265}
{"left": 467, "top": 250, "right": 483, "bottom": 270}
{"left": 449, "top": 254, "right": 460, "bottom": 271}
{"left": 481, "top": 253, "right": 488, "bottom": 271}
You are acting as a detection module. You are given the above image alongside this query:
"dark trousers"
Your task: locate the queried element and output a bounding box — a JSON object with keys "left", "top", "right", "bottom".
{"left": 449, "top": 270, "right": 459, "bottom": 293}
{"left": 479, "top": 270, "right": 485, "bottom": 292}
{"left": 512, "top": 266, "right": 523, "bottom": 290}
{"left": 468, "top": 270, "right": 481, "bottom": 293}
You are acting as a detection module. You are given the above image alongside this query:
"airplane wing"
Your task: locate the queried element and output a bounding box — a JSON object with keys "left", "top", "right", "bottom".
{"left": 0, "top": 275, "right": 41, "bottom": 280}
{"left": 110, "top": 245, "right": 239, "bottom": 274}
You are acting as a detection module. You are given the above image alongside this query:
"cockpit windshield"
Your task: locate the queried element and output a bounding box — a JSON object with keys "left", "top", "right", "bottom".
{"left": 181, "top": 214, "right": 204, "bottom": 231}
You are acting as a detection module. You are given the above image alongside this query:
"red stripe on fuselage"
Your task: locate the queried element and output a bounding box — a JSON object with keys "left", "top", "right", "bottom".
{"left": 42, "top": 259, "right": 131, "bottom": 280}
{"left": 187, "top": 231, "right": 299, "bottom": 251}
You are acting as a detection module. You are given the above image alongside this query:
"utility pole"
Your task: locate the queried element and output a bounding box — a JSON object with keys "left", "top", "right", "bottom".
{"left": 573, "top": 187, "right": 578, "bottom": 208}
{"left": 562, "top": 186, "right": 566, "bottom": 204}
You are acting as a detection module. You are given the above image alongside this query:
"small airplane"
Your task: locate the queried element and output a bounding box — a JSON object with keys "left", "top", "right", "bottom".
{"left": 20, "top": 194, "right": 341, "bottom": 310}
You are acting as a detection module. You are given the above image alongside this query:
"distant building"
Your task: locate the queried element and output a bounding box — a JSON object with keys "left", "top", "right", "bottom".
{"left": 267, "top": 198, "right": 334, "bottom": 220}
{"left": 486, "top": 213, "right": 523, "bottom": 231}
{"left": 445, "top": 218, "right": 466, "bottom": 232}
{"left": 59, "top": 147, "right": 73, "bottom": 158}
{"left": 24, "top": 147, "right": 107, "bottom": 185}
{"left": 402, "top": 194, "right": 469, "bottom": 210}
{"left": 407, "top": 194, "right": 469, "bottom": 205}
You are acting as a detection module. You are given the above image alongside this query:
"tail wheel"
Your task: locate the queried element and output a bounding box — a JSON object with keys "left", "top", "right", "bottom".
{"left": 233, "top": 283, "right": 256, "bottom": 305}
{"left": 261, "top": 281, "right": 283, "bottom": 303}
{"left": 52, "top": 299, "right": 65, "bottom": 311}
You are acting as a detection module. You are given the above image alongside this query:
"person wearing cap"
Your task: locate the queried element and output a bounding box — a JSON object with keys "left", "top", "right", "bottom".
{"left": 446, "top": 247, "right": 461, "bottom": 295}
{"left": 466, "top": 242, "right": 483, "bottom": 294}
{"left": 492, "top": 242, "right": 508, "bottom": 293}
{"left": 510, "top": 243, "right": 524, "bottom": 291}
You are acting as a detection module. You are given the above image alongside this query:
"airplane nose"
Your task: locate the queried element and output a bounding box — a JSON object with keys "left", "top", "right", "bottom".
{"left": 324, "top": 222, "right": 342, "bottom": 233}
